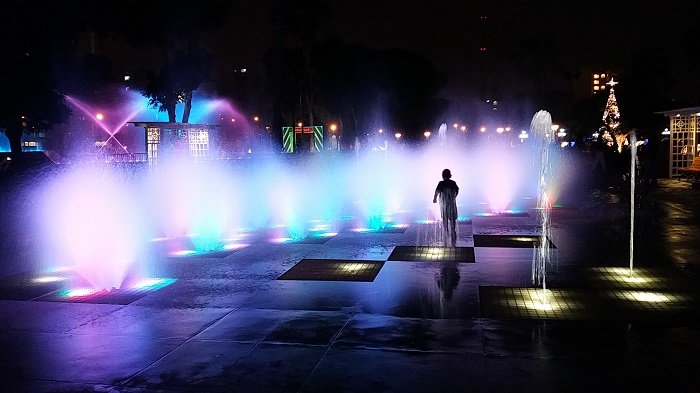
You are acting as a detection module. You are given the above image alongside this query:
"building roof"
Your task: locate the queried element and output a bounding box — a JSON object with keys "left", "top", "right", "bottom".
{"left": 656, "top": 107, "right": 700, "bottom": 116}
{"left": 129, "top": 122, "right": 221, "bottom": 128}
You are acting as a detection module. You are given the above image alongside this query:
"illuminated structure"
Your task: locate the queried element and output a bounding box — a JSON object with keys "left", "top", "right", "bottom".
{"left": 130, "top": 122, "right": 219, "bottom": 164}
{"left": 20, "top": 131, "right": 46, "bottom": 152}
{"left": 591, "top": 72, "right": 616, "bottom": 95}
{"left": 601, "top": 78, "right": 626, "bottom": 150}
{"left": 282, "top": 125, "right": 324, "bottom": 153}
{"left": 0, "top": 130, "right": 10, "bottom": 153}
{"left": 657, "top": 107, "right": 700, "bottom": 177}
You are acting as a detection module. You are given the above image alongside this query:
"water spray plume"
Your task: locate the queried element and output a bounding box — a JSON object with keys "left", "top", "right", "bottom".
{"left": 530, "top": 110, "right": 554, "bottom": 293}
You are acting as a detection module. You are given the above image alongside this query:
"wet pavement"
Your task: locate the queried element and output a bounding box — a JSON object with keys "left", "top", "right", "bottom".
{"left": 1, "top": 176, "right": 700, "bottom": 392}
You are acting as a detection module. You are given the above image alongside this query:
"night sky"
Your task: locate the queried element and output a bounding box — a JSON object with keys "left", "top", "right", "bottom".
{"left": 221, "top": 0, "right": 700, "bottom": 100}
{"left": 2, "top": 0, "right": 700, "bottom": 137}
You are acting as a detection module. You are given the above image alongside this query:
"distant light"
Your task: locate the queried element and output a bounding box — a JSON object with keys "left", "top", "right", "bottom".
{"left": 424, "top": 131, "right": 431, "bottom": 138}
{"left": 551, "top": 124, "right": 560, "bottom": 132}
{"left": 460, "top": 126, "right": 466, "bottom": 131}
{"left": 297, "top": 122, "right": 303, "bottom": 127}
{"left": 248, "top": 148, "right": 252, "bottom": 154}
{"left": 378, "top": 128, "right": 383, "bottom": 133}
{"left": 453, "top": 123, "right": 458, "bottom": 128}
{"left": 480, "top": 127, "right": 486, "bottom": 132}
{"left": 560, "top": 142, "right": 569, "bottom": 148}
{"left": 557, "top": 130, "right": 566, "bottom": 138}
{"left": 253, "top": 116, "right": 259, "bottom": 122}
{"left": 96, "top": 113, "right": 104, "bottom": 121}
{"left": 241, "top": 68, "right": 247, "bottom": 73}
{"left": 592, "top": 132, "right": 600, "bottom": 138}
{"left": 330, "top": 123, "right": 337, "bottom": 132}
{"left": 519, "top": 130, "right": 529, "bottom": 140}
{"left": 123, "top": 75, "right": 131, "bottom": 81}
{"left": 231, "top": 118, "right": 236, "bottom": 122}
{"left": 395, "top": 132, "right": 402, "bottom": 139}
{"left": 661, "top": 128, "right": 670, "bottom": 135}
{"left": 505, "top": 127, "right": 511, "bottom": 132}
{"left": 496, "top": 127, "right": 504, "bottom": 133}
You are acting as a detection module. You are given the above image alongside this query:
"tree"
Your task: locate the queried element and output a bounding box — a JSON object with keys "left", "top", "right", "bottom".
{"left": 0, "top": 1, "right": 71, "bottom": 156}
{"left": 601, "top": 79, "right": 625, "bottom": 151}
{"left": 94, "top": 1, "right": 231, "bottom": 124}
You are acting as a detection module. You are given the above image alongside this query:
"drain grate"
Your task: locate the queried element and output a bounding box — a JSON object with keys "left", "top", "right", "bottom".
{"left": 473, "top": 235, "right": 556, "bottom": 248}
{"left": 388, "top": 246, "right": 475, "bottom": 262}
{"left": 479, "top": 286, "right": 602, "bottom": 320}
{"left": 32, "top": 278, "right": 176, "bottom": 305}
{"left": 278, "top": 259, "right": 384, "bottom": 282}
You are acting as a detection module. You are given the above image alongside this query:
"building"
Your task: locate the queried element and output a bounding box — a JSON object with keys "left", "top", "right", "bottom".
{"left": 657, "top": 107, "right": 700, "bottom": 177}
{"left": 591, "top": 72, "right": 617, "bottom": 95}
{"left": 130, "top": 122, "right": 219, "bottom": 165}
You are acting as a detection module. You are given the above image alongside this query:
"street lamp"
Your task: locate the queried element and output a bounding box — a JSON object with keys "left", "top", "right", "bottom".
{"left": 330, "top": 123, "right": 337, "bottom": 132}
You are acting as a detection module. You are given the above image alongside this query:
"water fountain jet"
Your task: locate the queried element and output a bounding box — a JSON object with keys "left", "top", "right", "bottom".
{"left": 530, "top": 110, "right": 555, "bottom": 296}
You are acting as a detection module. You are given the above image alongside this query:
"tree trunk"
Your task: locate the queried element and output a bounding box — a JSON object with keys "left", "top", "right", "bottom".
{"left": 167, "top": 101, "right": 176, "bottom": 123}
{"left": 182, "top": 93, "right": 192, "bottom": 124}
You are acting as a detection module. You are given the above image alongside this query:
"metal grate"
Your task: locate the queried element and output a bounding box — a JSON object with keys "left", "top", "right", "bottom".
{"left": 473, "top": 235, "right": 556, "bottom": 248}
{"left": 585, "top": 267, "right": 687, "bottom": 290}
{"left": 388, "top": 246, "right": 475, "bottom": 262}
{"left": 278, "top": 259, "right": 385, "bottom": 282}
{"left": 479, "top": 286, "right": 602, "bottom": 320}
{"left": 32, "top": 278, "right": 176, "bottom": 305}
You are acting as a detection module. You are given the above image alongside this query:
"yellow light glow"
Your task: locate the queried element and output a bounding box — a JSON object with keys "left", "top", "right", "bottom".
{"left": 631, "top": 292, "right": 669, "bottom": 302}
{"left": 343, "top": 264, "right": 363, "bottom": 272}
{"left": 529, "top": 301, "right": 556, "bottom": 311}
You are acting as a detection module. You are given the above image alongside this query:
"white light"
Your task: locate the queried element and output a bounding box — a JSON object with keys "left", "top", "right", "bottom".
{"left": 241, "top": 68, "right": 247, "bottom": 73}
{"left": 32, "top": 276, "right": 66, "bottom": 284}
{"left": 661, "top": 128, "right": 670, "bottom": 135}
{"left": 123, "top": 75, "right": 131, "bottom": 81}
{"left": 480, "top": 127, "right": 486, "bottom": 132}
{"left": 496, "top": 127, "right": 504, "bottom": 133}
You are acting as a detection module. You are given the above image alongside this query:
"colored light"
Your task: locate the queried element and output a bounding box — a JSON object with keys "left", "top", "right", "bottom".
{"left": 32, "top": 276, "right": 67, "bottom": 284}
{"left": 130, "top": 278, "right": 176, "bottom": 290}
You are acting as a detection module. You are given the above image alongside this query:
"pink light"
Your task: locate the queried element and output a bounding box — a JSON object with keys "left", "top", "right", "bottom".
{"left": 65, "top": 288, "right": 99, "bottom": 298}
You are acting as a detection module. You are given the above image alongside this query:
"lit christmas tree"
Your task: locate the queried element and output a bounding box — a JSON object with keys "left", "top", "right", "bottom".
{"left": 601, "top": 78, "right": 626, "bottom": 151}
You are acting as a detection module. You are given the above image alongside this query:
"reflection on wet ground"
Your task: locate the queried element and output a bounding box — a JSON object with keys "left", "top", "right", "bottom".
{"left": 0, "top": 179, "right": 699, "bottom": 392}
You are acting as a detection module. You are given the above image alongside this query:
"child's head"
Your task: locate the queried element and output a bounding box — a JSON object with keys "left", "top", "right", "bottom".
{"left": 442, "top": 168, "right": 451, "bottom": 180}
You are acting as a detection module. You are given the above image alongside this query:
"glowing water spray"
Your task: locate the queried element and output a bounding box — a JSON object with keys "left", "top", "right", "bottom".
{"left": 629, "top": 130, "right": 637, "bottom": 277}
{"left": 530, "top": 110, "right": 555, "bottom": 293}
